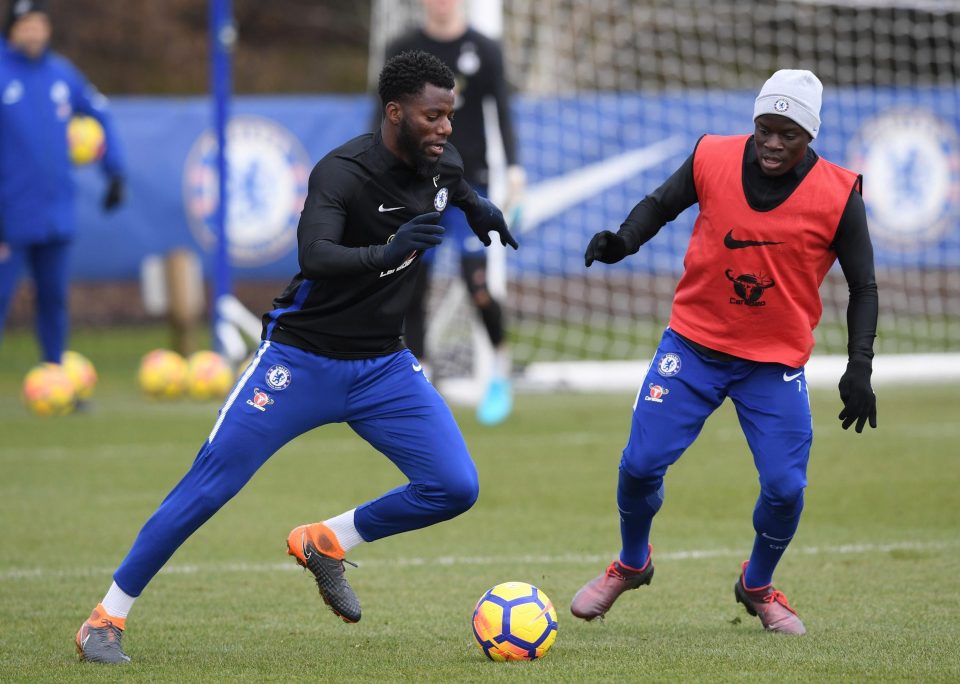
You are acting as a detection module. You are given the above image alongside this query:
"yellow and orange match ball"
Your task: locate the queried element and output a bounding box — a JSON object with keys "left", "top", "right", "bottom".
{"left": 138, "top": 349, "right": 189, "bottom": 399}
{"left": 22, "top": 363, "right": 77, "bottom": 416}
{"left": 61, "top": 350, "right": 98, "bottom": 401}
{"left": 185, "top": 350, "right": 233, "bottom": 400}
{"left": 67, "top": 115, "right": 106, "bottom": 166}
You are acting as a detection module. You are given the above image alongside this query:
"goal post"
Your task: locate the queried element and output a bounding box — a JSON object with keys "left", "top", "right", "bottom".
{"left": 370, "top": 0, "right": 960, "bottom": 394}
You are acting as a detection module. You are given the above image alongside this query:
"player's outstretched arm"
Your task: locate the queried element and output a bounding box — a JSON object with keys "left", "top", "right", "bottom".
{"left": 584, "top": 230, "right": 628, "bottom": 267}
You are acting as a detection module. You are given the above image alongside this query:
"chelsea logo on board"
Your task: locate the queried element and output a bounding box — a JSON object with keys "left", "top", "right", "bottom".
{"left": 434, "top": 187, "right": 449, "bottom": 211}
{"left": 847, "top": 108, "right": 960, "bottom": 250}
{"left": 183, "top": 115, "right": 310, "bottom": 267}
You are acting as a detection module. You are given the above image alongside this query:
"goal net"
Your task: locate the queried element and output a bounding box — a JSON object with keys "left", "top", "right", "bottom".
{"left": 370, "top": 0, "right": 960, "bottom": 394}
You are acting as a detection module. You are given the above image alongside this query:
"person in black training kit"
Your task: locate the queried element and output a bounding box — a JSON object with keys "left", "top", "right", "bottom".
{"left": 383, "top": 0, "right": 524, "bottom": 426}
{"left": 74, "top": 49, "right": 516, "bottom": 665}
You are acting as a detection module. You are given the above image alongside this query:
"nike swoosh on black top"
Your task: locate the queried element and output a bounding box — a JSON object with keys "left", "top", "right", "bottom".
{"left": 724, "top": 229, "right": 784, "bottom": 249}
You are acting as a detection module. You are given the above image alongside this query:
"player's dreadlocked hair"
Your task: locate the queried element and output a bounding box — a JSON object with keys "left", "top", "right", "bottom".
{"left": 378, "top": 50, "right": 455, "bottom": 109}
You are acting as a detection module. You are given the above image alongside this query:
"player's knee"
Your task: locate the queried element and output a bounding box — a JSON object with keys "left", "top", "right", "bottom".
{"left": 181, "top": 448, "right": 247, "bottom": 519}
{"left": 35, "top": 288, "right": 67, "bottom": 311}
{"left": 619, "top": 453, "right": 667, "bottom": 483}
{"left": 193, "top": 483, "right": 239, "bottom": 519}
{"left": 443, "top": 470, "right": 479, "bottom": 515}
{"left": 427, "top": 463, "right": 479, "bottom": 516}
{"left": 760, "top": 477, "right": 805, "bottom": 517}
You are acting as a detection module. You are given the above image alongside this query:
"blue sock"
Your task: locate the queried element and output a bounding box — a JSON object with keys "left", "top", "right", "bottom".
{"left": 617, "top": 467, "right": 663, "bottom": 569}
{"left": 744, "top": 492, "right": 804, "bottom": 588}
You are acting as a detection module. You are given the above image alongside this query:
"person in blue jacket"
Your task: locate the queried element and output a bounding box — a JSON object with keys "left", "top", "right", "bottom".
{"left": 0, "top": 0, "right": 125, "bottom": 364}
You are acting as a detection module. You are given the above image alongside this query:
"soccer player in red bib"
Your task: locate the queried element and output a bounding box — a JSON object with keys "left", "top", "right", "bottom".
{"left": 570, "top": 70, "right": 878, "bottom": 635}
{"left": 74, "top": 50, "right": 517, "bottom": 664}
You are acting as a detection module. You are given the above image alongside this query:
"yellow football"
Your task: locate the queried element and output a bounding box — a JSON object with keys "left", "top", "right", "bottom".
{"left": 472, "top": 581, "right": 558, "bottom": 661}
{"left": 67, "top": 115, "right": 105, "bottom": 166}
{"left": 138, "top": 349, "right": 189, "bottom": 399}
{"left": 22, "top": 363, "right": 77, "bottom": 416}
{"left": 61, "top": 350, "right": 98, "bottom": 400}
{"left": 186, "top": 350, "right": 234, "bottom": 400}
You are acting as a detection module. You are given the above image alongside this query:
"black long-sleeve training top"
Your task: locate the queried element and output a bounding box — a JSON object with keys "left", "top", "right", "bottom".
{"left": 618, "top": 136, "right": 878, "bottom": 365}
{"left": 262, "top": 131, "right": 480, "bottom": 359}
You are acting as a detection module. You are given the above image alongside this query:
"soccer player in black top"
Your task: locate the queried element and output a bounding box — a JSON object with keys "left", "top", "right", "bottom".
{"left": 75, "top": 50, "right": 517, "bottom": 664}
{"left": 383, "top": 0, "right": 524, "bottom": 425}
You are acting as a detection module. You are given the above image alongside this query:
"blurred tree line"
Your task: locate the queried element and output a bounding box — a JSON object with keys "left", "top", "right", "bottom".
{"left": 46, "top": 0, "right": 372, "bottom": 94}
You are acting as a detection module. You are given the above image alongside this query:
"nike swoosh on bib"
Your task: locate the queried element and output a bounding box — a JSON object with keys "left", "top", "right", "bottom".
{"left": 724, "top": 229, "right": 784, "bottom": 249}
{"left": 378, "top": 204, "right": 405, "bottom": 213}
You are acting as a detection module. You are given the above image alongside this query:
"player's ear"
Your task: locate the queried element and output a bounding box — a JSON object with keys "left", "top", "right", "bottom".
{"left": 385, "top": 101, "right": 403, "bottom": 125}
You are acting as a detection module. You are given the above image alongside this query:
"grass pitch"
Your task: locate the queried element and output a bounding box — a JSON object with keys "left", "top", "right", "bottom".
{"left": 1, "top": 326, "right": 958, "bottom": 682}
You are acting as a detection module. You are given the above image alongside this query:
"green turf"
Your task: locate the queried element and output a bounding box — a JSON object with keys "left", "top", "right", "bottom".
{"left": 1, "top": 327, "right": 959, "bottom": 682}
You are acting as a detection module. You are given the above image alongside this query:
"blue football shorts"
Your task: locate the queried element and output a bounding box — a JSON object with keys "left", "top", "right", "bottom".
{"left": 621, "top": 328, "right": 813, "bottom": 495}
{"left": 211, "top": 340, "right": 474, "bottom": 500}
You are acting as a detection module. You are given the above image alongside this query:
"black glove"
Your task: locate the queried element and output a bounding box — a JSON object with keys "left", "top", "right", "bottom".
{"left": 382, "top": 211, "right": 444, "bottom": 267}
{"left": 103, "top": 176, "right": 125, "bottom": 211}
{"left": 585, "top": 230, "right": 628, "bottom": 267}
{"left": 838, "top": 360, "right": 877, "bottom": 433}
{"left": 465, "top": 196, "right": 518, "bottom": 249}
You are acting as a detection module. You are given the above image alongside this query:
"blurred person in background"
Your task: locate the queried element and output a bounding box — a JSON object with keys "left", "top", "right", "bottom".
{"left": 0, "top": 0, "right": 125, "bottom": 364}
{"left": 382, "top": 0, "right": 524, "bottom": 426}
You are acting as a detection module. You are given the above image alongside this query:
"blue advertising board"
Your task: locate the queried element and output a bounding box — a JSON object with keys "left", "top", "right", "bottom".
{"left": 72, "top": 89, "right": 960, "bottom": 280}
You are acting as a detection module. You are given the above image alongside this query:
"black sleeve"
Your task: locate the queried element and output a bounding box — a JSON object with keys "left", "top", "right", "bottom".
{"left": 297, "top": 159, "right": 387, "bottom": 277}
{"left": 617, "top": 144, "right": 700, "bottom": 254}
{"left": 832, "top": 180, "right": 878, "bottom": 365}
{"left": 450, "top": 176, "right": 482, "bottom": 213}
{"left": 485, "top": 38, "right": 519, "bottom": 166}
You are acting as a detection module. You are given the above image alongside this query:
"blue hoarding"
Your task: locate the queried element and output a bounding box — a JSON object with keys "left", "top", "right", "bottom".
{"left": 71, "top": 89, "right": 960, "bottom": 280}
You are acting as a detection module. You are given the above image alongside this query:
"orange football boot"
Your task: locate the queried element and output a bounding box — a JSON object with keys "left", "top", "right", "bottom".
{"left": 75, "top": 603, "right": 130, "bottom": 663}
{"left": 287, "top": 522, "right": 361, "bottom": 623}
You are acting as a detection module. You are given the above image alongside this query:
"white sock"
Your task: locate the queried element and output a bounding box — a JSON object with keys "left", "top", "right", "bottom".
{"left": 324, "top": 509, "right": 365, "bottom": 553}
{"left": 101, "top": 581, "right": 136, "bottom": 619}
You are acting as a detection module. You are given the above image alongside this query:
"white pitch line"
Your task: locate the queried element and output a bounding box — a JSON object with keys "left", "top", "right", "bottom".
{"left": 0, "top": 540, "right": 955, "bottom": 582}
